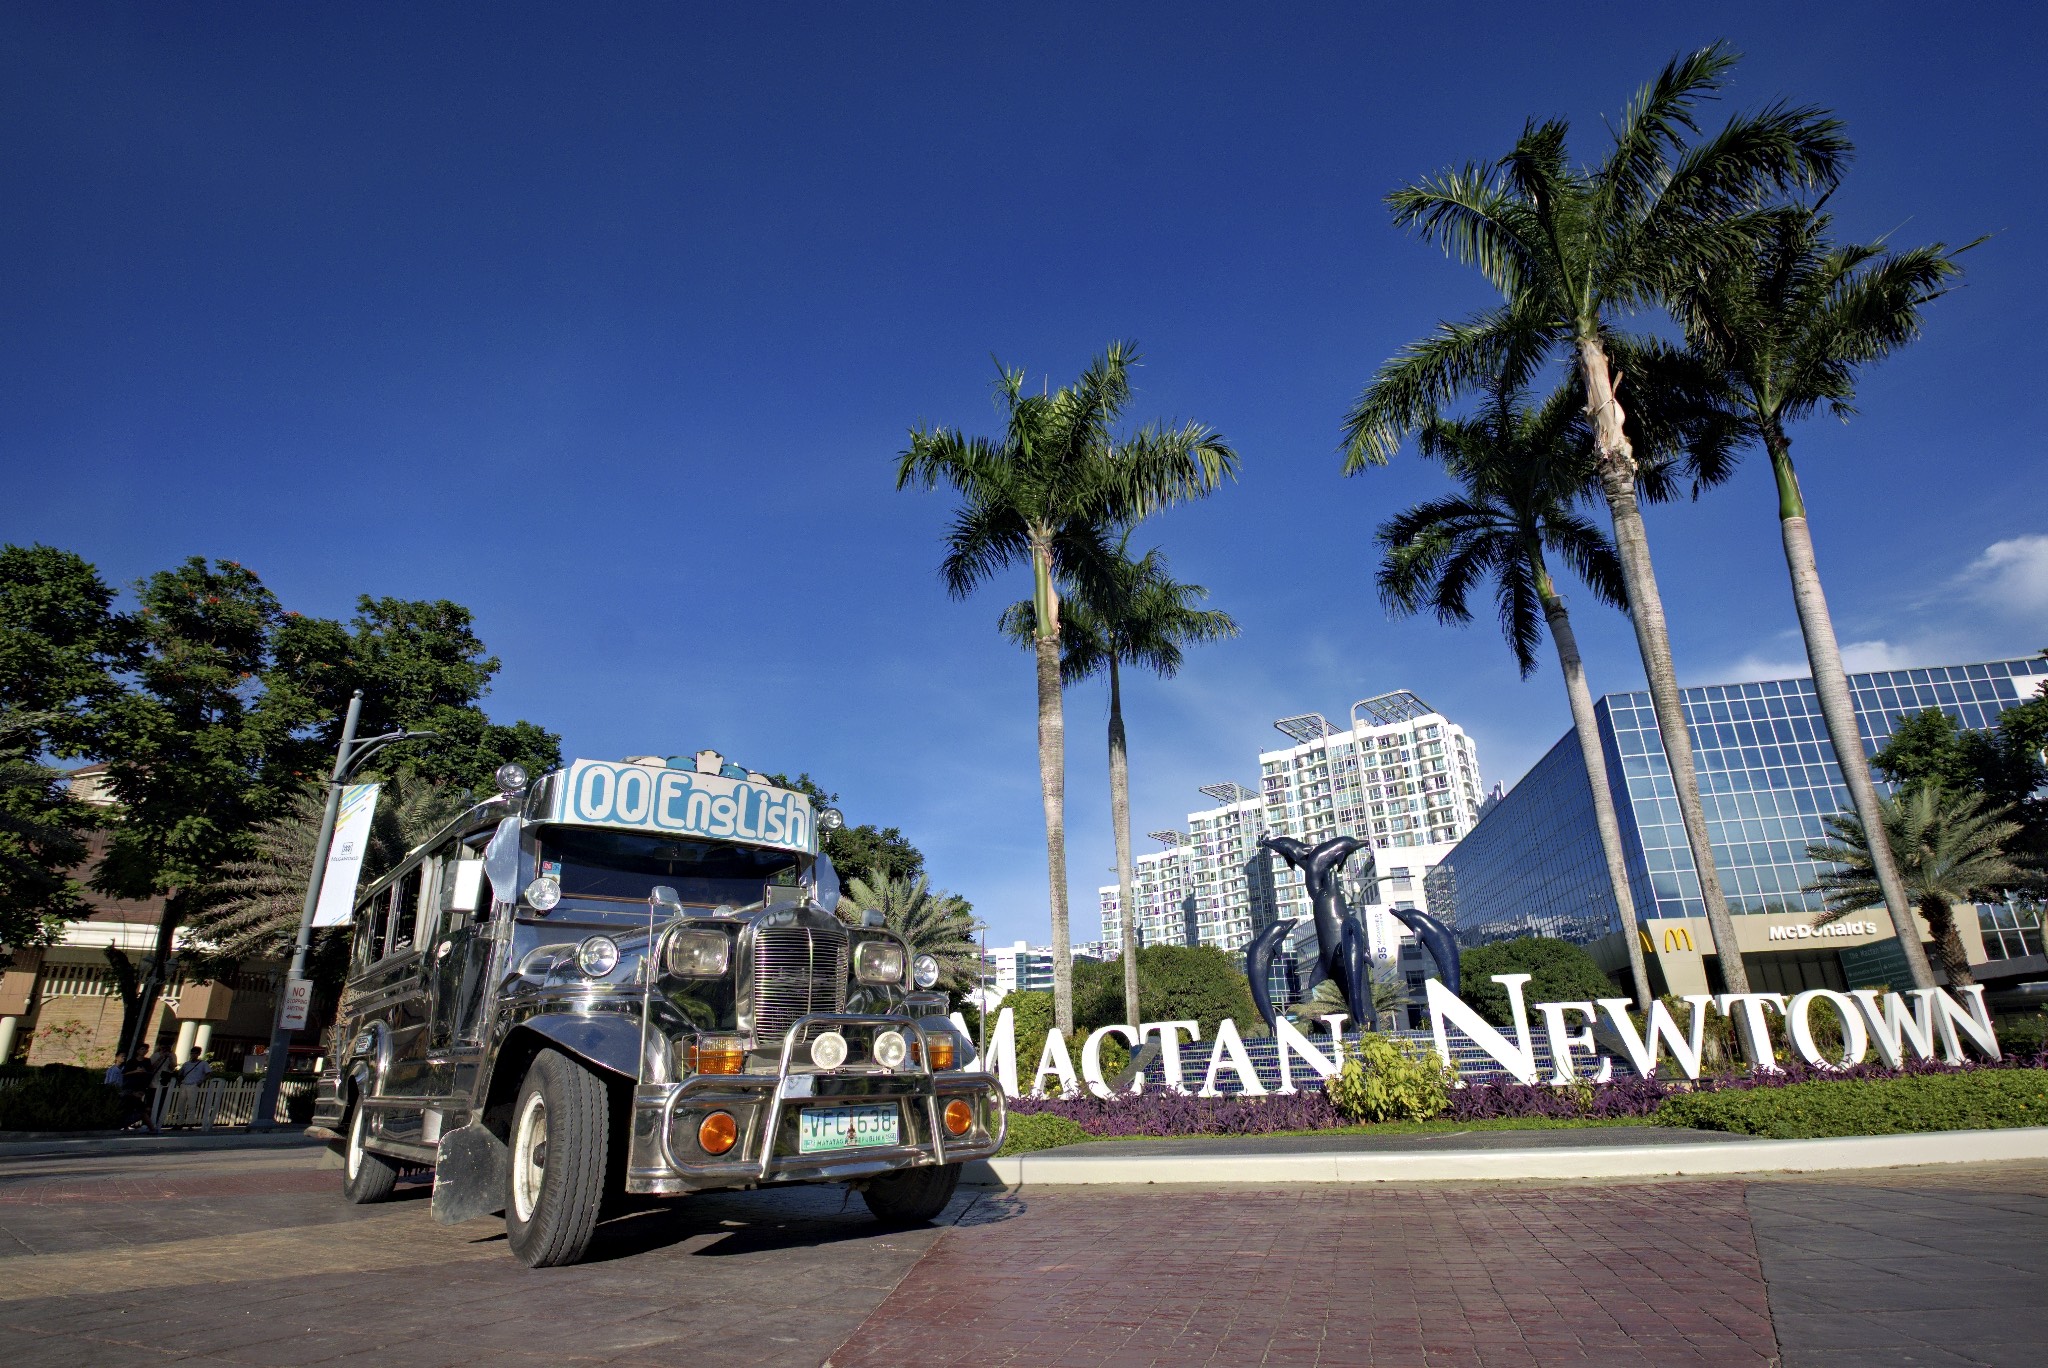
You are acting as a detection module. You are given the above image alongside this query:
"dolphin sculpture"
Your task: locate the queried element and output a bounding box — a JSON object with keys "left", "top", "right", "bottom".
{"left": 1338, "top": 913, "right": 1378, "bottom": 1030}
{"left": 1257, "top": 833, "right": 1379, "bottom": 1029}
{"left": 1386, "top": 906, "right": 1461, "bottom": 998}
{"left": 1242, "top": 918, "right": 1297, "bottom": 1032}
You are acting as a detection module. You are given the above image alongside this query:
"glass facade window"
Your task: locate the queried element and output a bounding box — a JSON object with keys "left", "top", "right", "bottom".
{"left": 1435, "top": 656, "right": 2048, "bottom": 953}
{"left": 1979, "top": 902, "right": 2044, "bottom": 961}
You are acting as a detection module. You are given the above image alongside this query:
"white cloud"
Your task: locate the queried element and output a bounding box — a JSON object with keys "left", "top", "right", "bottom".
{"left": 1964, "top": 534, "right": 2048, "bottom": 618}
{"left": 1705, "top": 638, "right": 1939, "bottom": 687}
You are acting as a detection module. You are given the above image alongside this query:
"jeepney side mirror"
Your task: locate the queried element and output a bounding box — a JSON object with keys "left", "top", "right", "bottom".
{"left": 650, "top": 886, "right": 683, "bottom": 910}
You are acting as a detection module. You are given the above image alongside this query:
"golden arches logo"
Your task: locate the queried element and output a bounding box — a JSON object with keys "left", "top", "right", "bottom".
{"left": 1662, "top": 926, "right": 1695, "bottom": 953}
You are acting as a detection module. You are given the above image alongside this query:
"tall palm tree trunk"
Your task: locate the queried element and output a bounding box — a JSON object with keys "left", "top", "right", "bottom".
{"left": 1105, "top": 656, "right": 1140, "bottom": 1030}
{"left": 1535, "top": 555, "right": 1654, "bottom": 1010}
{"left": 1918, "top": 894, "right": 1975, "bottom": 986}
{"left": 1578, "top": 337, "right": 1751, "bottom": 994}
{"left": 1032, "top": 544, "right": 1075, "bottom": 1036}
{"left": 1768, "top": 433, "right": 1938, "bottom": 990}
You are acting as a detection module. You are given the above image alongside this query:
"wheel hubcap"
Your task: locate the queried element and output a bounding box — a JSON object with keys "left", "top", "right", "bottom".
{"left": 347, "top": 1108, "right": 365, "bottom": 1180}
{"left": 512, "top": 1093, "right": 548, "bottom": 1222}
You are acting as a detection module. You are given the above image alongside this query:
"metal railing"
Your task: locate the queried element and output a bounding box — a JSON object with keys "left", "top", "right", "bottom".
{"left": 149, "top": 1078, "right": 315, "bottom": 1131}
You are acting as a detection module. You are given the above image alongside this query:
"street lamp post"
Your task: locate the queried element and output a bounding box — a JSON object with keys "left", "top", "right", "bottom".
{"left": 249, "top": 691, "right": 434, "bottom": 1131}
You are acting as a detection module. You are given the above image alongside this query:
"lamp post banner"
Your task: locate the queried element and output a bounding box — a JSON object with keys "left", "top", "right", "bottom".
{"left": 312, "top": 783, "right": 381, "bottom": 926}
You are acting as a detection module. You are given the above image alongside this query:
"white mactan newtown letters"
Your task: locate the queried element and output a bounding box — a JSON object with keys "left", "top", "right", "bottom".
{"left": 954, "top": 976, "right": 2005, "bottom": 1098}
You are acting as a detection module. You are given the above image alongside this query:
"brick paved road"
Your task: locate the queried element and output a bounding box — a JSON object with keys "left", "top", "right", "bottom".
{"left": 2, "top": 1143, "right": 2042, "bottom": 1367}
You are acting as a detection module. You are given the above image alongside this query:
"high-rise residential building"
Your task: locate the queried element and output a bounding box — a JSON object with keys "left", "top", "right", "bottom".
{"left": 1258, "top": 693, "right": 1484, "bottom": 963}
{"left": 1427, "top": 656, "right": 2048, "bottom": 997}
{"left": 1097, "top": 691, "right": 1485, "bottom": 1000}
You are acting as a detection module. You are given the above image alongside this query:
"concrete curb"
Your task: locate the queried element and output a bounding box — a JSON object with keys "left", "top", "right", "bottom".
{"left": 961, "top": 1126, "right": 2048, "bottom": 1187}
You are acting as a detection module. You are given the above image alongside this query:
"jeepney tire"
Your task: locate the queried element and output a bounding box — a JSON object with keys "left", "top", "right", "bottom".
{"left": 860, "top": 1161, "right": 962, "bottom": 1228}
{"left": 341, "top": 1104, "right": 400, "bottom": 1204}
{"left": 504, "top": 1049, "right": 609, "bottom": 1268}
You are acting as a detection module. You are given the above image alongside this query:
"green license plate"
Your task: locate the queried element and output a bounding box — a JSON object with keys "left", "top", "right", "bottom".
{"left": 798, "top": 1105, "right": 899, "bottom": 1154}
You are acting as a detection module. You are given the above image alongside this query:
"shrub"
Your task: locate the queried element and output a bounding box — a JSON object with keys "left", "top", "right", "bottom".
{"left": 1654, "top": 1067, "right": 2048, "bottom": 1138}
{"left": 997, "top": 1112, "right": 1094, "bottom": 1155}
{"left": 1325, "top": 1033, "right": 1455, "bottom": 1122}
{"left": 1459, "top": 937, "right": 1617, "bottom": 1027}
{"left": 0, "top": 1070, "right": 125, "bottom": 1132}
{"left": 1995, "top": 1012, "right": 2048, "bottom": 1060}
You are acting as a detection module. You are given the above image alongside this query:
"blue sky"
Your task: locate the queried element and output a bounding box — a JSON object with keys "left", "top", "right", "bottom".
{"left": 5, "top": 3, "right": 2044, "bottom": 945}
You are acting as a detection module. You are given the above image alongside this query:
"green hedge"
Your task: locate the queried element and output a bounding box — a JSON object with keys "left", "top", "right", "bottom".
{"left": 1656, "top": 1068, "right": 2048, "bottom": 1139}
{"left": 996, "top": 1112, "right": 1093, "bottom": 1156}
{"left": 0, "top": 1072, "right": 126, "bottom": 1132}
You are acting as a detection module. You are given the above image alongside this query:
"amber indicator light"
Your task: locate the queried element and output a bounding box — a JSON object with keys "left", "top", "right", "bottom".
{"left": 698, "top": 1111, "right": 738, "bottom": 1155}
{"left": 942, "top": 1099, "right": 973, "bottom": 1136}
{"left": 686, "top": 1039, "right": 745, "bottom": 1075}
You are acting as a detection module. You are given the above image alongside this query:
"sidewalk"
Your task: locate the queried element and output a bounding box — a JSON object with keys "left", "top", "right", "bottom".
{"left": 0, "top": 1128, "right": 327, "bottom": 1161}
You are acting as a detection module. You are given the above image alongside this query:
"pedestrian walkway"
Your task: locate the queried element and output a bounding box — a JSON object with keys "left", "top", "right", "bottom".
{"left": 1, "top": 1144, "right": 2040, "bottom": 1366}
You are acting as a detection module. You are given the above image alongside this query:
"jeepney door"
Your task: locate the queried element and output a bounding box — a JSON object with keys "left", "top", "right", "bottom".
{"left": 428, "top": 839, "right": 497, "bottom": 1064}
{"left": 373, "top": 860, "right": 439, "bottom": 1097}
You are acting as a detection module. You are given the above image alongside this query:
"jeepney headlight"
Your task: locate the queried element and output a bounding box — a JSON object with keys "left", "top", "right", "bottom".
{"left": 810, "top": 1030, "right": 848, "bottom": 1070}
{"left": 873, "top": 1030, "right": 908, "bottom": 1071}
{"left": 853, "top": 940, "right": 905, "bottom": 985}
{"left": 575, "top": 936, "right": 619, "bottom": 978}
{"left": 523, "top": 876, "right": 561, "bottom": 912}
{"left": 664, "top": 928, "right": 730, "bottom": 978}
{"left": 912, "top": 953, "right": 940, "bottom": 989}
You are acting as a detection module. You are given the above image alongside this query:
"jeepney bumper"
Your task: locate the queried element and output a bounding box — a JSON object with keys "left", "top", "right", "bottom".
{"left": 624, "top": 1014, "right": 1007, "bottom": 1195}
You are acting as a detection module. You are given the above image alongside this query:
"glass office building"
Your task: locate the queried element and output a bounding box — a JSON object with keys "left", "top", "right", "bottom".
{"left": 1427, "top": 656, "right": 2048, "bottom": 992}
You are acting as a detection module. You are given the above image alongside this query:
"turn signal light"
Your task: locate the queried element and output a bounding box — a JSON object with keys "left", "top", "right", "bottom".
{"left": 942, "top": 1099, "right": 973, "bottom": 1136}
{"left": 921, "top": 1035, "right": 956, "bottom": 1070}
{"left": 698, "top": 1111, "right": 738, "bottom": 1155}
{"left": 684, "top": 1036, "right": 746, "bottom": 1075}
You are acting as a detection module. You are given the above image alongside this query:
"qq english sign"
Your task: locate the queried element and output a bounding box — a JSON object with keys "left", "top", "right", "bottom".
{"left": 546, "top": 758, "right": 816, "bottom": 856}
{"left": 956, "top": 976, "right": 2007, "bottom": 1100}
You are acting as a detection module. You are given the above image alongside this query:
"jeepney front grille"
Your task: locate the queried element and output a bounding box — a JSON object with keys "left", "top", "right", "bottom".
{"left": 750, "top": 924, "right": 847, "bottom": 1043}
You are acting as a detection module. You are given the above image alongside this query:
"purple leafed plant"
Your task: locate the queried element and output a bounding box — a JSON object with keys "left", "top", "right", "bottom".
{"left": 1005, "top": 1046, "right": 2048, "bottom": 1133}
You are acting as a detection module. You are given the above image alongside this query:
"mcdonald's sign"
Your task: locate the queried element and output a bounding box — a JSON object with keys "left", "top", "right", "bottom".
{"left": 1662, "top": 926, "right": 1695, "bottom": 953}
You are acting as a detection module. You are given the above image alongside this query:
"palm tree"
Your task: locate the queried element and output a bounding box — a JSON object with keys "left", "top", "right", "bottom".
{"left": 837, "top": 868, "right": 980, "bottom": 992}
{"left": 1343, "top": 43, "right": 1849, "bottom": 994}
{"left": 186, "top": 766, "right": 467, "bottom": 967}
{"left": 1288, "top": 969, "right": 1407, "bottom": 1026}
{"left": 1669, "top": 205, "right": 1968, "bottom": 990}
{"left": 1374, "top": 382, "right": 1653, "bottom": 1009}
{"left": 896, "top": 343, "right": 1237, "bottom": 1035}
{"left": 1806, "top": 785, "right": 2025, "bottom": 987}
{"left": 1001, "top": 541, "right": 1239, "bottom": 1030}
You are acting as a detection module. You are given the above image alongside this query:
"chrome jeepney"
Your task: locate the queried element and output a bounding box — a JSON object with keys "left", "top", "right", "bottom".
{"left": 309, "top": 754, "right": 1005, "bottom": 1267}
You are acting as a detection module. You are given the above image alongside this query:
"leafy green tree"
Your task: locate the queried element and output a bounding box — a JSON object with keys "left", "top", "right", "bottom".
{"left": 0, "top": 710, "right": 95, "bottom": 948}
{"left": 1807, "top": 786, "right": 2026, "bottom": 986}
{"left": 270, "top": 596, "right": 560, "bottom": 793}
{"left": 1375, "top": 380, "right": 1653, "bottom": 1008}
{"left": 835, "top": 867, "right": 979, "bottom": 992}
{"left": 84, "top": 558, "right": 313, "bottom": 1052}
{"left": 0, "top": 545, "right": 131, "bottom": 753}
{"left": 896, "top": 343, "right": 1237, "bottom": 1034}
{"left": 1001, "top": 541, "right": 1237, "bottom": 1030}
{"left": 766, "top": 772, "right": 928, "bottom": 884}
{"left": 1072, "top": 944, "right": 1259, "bottom": 1039}
{"left": 1459, "top": 936, "right": 1618, "bottom": 1028}
{"left": 1345, "top": 43, "right": 1850, "bottom": 994}
{"left": 1667, "top": 204, "right": 1973, "bottom": 981}
{"left": 1874, "top": 694, "right": 2048, "bottom": 880}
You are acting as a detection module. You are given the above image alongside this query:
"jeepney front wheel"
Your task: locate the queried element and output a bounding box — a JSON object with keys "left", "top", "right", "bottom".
{"left": 505, "top": 1049, "right": 610, "bottom": 1268}
{"left": 861, "top": 1161, "right": 962, "bottom": 1227}
{"left": 341, "top": 1102, "right": 400, "bottom": 1204}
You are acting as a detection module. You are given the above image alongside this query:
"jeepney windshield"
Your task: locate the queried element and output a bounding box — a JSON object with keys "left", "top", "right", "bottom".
{"left": 540, "top": 826, "right": 803, "bottom": 907}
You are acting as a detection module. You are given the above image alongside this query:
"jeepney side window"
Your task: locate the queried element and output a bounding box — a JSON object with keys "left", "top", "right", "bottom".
{"left": 354, "top": 895, "right": 387, "bottom": 968}
{"left": 413, "top": 856, "right": 446, "bottom": 950}
{"left": 381, "top": 865, "right": 426, "bottom": 958}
